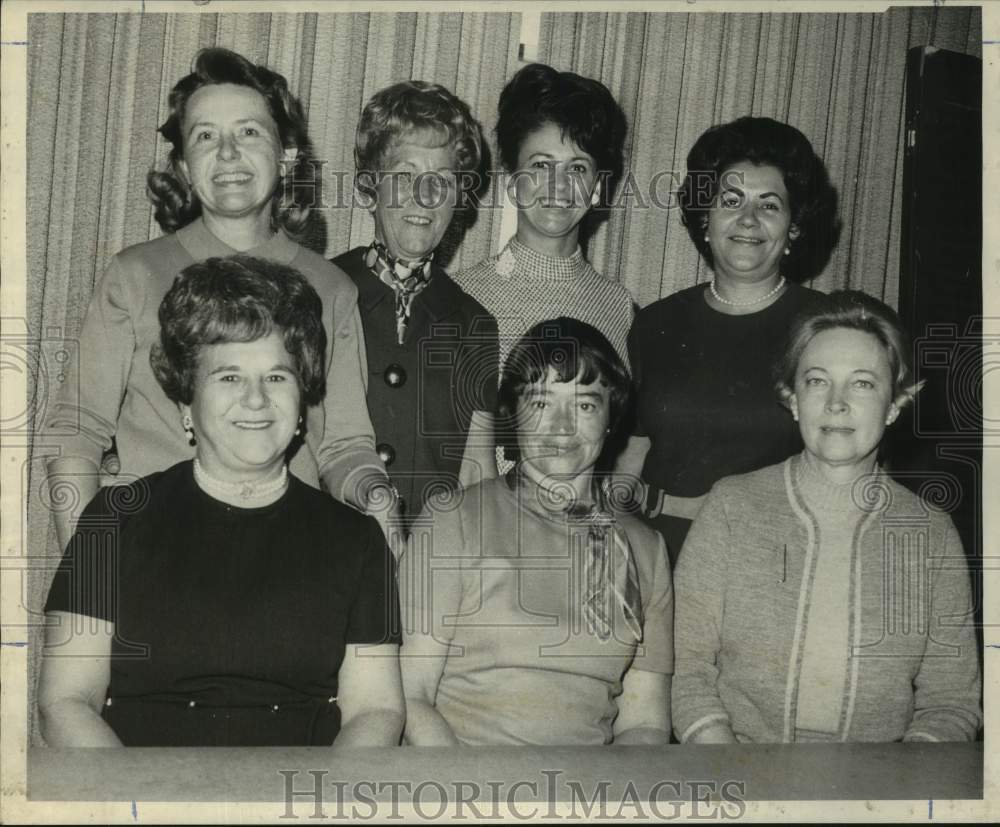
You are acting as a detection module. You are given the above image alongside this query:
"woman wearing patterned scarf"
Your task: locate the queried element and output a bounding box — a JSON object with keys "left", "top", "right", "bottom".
{"left": 400, "top": 318, "right": 673, "bottom": 746}
{"left": 331, "top": 81, "right": 500, "bottom": 535}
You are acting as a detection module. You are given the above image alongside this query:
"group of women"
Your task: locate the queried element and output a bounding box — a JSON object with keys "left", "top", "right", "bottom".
{"left": 38, "top": 48, "right": 981, "bottom": 749}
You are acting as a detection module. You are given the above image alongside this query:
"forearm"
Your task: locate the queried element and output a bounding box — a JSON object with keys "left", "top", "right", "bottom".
{"left": 614, "top": 726, "right": 670, "bottom": 745}
{"left": 47, "top": 457, "right": 101, "bottom": 550}
{"left": 39, "top": 699, "right": 122, "bottom": 748}
{"left": 334, "top": 709, "right": 405, "bottom": 748}
{"left": 402, "top": 699, "right": 461, "bottom": 746}
{"left": 687, "top": 721, "right": 738, "bottom": 744}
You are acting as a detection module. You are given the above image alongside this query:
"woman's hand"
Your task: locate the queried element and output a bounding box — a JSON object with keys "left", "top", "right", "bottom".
{"left": 614, "top": 670, "right": 671, "bottom": 745}
{"left": 334, "top": 643, "right": 405, "bottom": 747}
{"left": 37, "top": 612, "right": 121, "bottom": 747}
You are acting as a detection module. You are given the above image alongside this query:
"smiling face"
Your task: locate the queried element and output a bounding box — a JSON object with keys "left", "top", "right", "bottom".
{"left": 182, "top": 331, "right": 301, "bottom": 483}
{"left": 372, "top": 133, "right": 458, "bottom": 261}
{"left": 706, "top": 161, "right": 799, "bottom": 284}
{"left": 509, "top": 121, "right": 599, "bottom": 248}
{"left": 177, "top": 83, "right": 295, "bottom": 223}
{"left": 789, "top": 327, "right": 900, "bottom": 483}
{"left": 516, "top": 368, "right": 610, "bottom": 497}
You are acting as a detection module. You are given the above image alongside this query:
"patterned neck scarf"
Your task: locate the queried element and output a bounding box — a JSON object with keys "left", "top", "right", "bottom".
{"left": 365, "top": 240, "right": 434, "bottom": 345}
{"left": 508, "top": 469, "right": 644, "bottom": 643}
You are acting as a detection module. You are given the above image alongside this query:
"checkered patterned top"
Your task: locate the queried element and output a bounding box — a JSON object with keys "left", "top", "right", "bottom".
{"left": 454, "top": 237, "right": 634, "bottom": 374}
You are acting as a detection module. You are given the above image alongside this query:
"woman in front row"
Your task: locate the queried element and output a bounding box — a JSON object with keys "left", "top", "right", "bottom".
{"left": 39, "top": 257, "right": 403, "bottom": 747}
{"left": 672, "top": 291, "right": 981, "bottom": 744}
{"left": 401, "top": 318, "right": 673, "bottom": 746}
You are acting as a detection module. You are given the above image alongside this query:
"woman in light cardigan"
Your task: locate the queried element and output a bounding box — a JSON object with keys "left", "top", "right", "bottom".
{"left": 672, "top": 290, "right": 981, "bottom": 744}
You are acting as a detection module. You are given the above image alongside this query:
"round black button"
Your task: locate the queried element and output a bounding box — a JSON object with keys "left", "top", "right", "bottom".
{"left": 377, "top": 443, "right": 396, "bottom": 466}
{"left": 384, "top": 364, "right": 407, "bottom": 388}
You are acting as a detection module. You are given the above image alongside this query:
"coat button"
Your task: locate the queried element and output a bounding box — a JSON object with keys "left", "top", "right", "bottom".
{"left": 384, "top": 364, "right": 407, "bottom": 388}
{"left": 377, "top": 443, "right": 396, "bottom": 467}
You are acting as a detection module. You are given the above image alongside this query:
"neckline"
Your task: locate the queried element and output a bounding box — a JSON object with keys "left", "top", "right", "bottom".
{"left": 499, "top": 237, "right": 589, "bottom": 281}
{"left": 176, "top": 216, "right": 298, "bottom": 265}
{"left": 697, "top": 281, "right": 795, "bottom": 320}
{"left": 186, "top": 460, "right": 293, "bottom": 515}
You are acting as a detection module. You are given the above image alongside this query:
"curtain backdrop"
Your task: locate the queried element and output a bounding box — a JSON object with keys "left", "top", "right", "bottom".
{"left": 22, "top": 7, "right": 981, "bottom": 743}
{"left": 537, "top": 7, "right": 981, "bottom": 308}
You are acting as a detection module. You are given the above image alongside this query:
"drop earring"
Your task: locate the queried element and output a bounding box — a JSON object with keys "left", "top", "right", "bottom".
{"left": 295, "top": 416, "right": 303, "bottom": 437}
{"left": 784, "top": 246, "right": 791, "bottom": 255}
{"left": 182, "top": 413, "right": 196, "bottom": 446}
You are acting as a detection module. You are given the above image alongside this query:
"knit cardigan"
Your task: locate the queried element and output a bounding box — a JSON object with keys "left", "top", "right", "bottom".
{"left": 672, "top": 454, "right": 981, "bottom": 743}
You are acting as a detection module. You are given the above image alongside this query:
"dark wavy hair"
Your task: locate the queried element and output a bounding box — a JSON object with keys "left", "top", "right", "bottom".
{"left": 774, "top": 290, "right": 923, "bottom": 409}
{"left": 497, "top": 317, "right": 632, "bottom": 471}
{"left": 678, "top": 117, "right": 839, "bottom": 281}
{"left": 150, "top": 256, "right": 327, "bottom": 408}
{"left": 496, "top": 63, "right": 627, "bottom": 207}
{"left": 354, "top": 80, "right": 484, "bottom": 205}
{"left": 146, "top": 48, "right": 313, "bottom": 236}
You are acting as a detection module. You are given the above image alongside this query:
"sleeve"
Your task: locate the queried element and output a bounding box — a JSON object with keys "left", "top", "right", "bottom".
{"left": 670, "top": 482, "right": 735, "bottom": 742}
{"left": 345, "top": 516, "right": 402, "bottom": 646}
{"left": 903, "top": 520, "right": 982, "bottom": 742}
{"left": 631, "top": 531, "right": 674, "bottom": 675}
{"left": 310, "top": 289, "right": 388, "bottom": 510}
{"left": 44, "top": 488, "right": 120, "bottom": 621}
{"left": 399, "top": 501, "right": 468, "bottom": 654}
{"left": 625, "top": 315, "right": 646, "bottom": 438}
{"left": 42, "top": 256, "right": 135, "bottom": 465}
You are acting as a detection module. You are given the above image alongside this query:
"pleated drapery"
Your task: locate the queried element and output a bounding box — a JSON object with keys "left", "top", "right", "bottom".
{"left": 537, "top": 7, "right": 982, "bottom": 308}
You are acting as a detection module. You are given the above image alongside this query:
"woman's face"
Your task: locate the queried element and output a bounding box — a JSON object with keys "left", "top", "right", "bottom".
{"left": 516, "top": 367, "right": 611, "bottom": 486}
{"left": 178, "top": 83, "right": 295, "bottom": 223}
{"left": 509, "top": 122, "right": 599, "bottom": 244}
{"left": 372, "top": 133, "right": 458, "bottom": 261}
{"left": 182, "top": 330, "right": 301, "bottom": 482}
{"left": 706, "top": 161, "right": 799, "bottom": 284}
{"left": 789, "top": 327, "right": 900, "bottom": 481}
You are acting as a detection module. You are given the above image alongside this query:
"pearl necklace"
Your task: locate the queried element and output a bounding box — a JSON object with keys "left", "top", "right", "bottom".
{"left": 710, "top": 276, "right": 786, "bottom": 308}
{"left": 193, "top": 459, "right": 288, "bottom": 505}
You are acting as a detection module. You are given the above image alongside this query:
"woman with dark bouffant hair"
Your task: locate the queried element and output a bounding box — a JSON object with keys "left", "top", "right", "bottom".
{"left": 44, "top": 48, "right": 389, "bottom": 553}
{"left": 331, "top": 80, "right": 500, "bottom": 533}
{"left": 454, "top": 63, "right": 634, "bottom": 378}
{"left": 39, "top": 257, "right": 404, "bottom": 747}
{"left": 620, "top": 116, "right": 838, "bottom": 564}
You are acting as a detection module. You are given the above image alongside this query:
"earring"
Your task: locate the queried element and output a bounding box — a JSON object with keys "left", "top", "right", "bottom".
{"left": 295, "top": 416, "right": 303, "bottom": 437}
{"left": 591, "top": 190, "right": 600, "bottom": 207}
{"left": 784, "top": 246, "right": 791, "bottom": 256}
{"left": 182, "top": 413, "right": 196, "bottom": 446}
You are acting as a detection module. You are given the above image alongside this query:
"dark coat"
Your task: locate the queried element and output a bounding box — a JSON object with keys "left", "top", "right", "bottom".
{"left": 332, "top": 247, "right": 499, "bottom": 525}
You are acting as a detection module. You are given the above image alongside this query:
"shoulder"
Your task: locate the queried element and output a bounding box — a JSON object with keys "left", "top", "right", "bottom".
{"left": 783, "top": 283, "right": 825, "bottom": 313}
{"left": 287, "top": 242, "right": 359, "bottom": 301}
{"left": 452, "top": 255, "right": 500, "bottom": 290}
{"left": 635, "top": 285, "right": 703, "bottom": 324}
{"left": 112, "top": 233, "right": 183, "bottom": 270}
{"left": 706, "top": 460, "right": 790, "bottom": 511}
{"left": 286, "top": 474, "right": 380, "bottom": 537}
{"left": 86, "top": 462, "right": 184, "bottom": 528}
{"left": 617, "top": 511, "right": 665, "bottom": 556}
{"left": 860, "top": 473, "right": 958, "bottom": 534}
{"left": 329, "top": 246, "right": 367, "bottom": 281}
{"left": 434, "top": 268, "right": 498, "bottom": 333}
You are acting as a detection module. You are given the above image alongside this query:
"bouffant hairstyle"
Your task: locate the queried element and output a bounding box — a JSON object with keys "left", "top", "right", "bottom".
{"left": 354, "top": 80, "right": 484, "bottom": 204}
{"left": 774, "top": 289, "right": 923, "bottom": 409}
{"left": 497, "top": 317, "right": 632, "bottom": 470}
{"left": 146, "top": 48, "right": 313, "bottom": 236}
{"left": 150, "top": 256, "right": 327, "bottom": 408}
{"left": 495, "top": 64, "right": 627, "bottom": 206}
{"left": 678, "top": 117, "right": 839, "bottom": 281}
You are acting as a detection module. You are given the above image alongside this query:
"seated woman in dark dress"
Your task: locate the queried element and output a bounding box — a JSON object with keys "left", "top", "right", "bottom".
{"left": 331, "top": 80, "right": 499, "bottom": 535}
{"left": 620, "top": 117, "right": 837, "bottom": 564}
{"left": 38, "top": 256, "right": 403, "bottom": 747}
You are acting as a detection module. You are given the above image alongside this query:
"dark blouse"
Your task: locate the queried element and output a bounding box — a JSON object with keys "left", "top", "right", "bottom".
{"left": 629, "top": 283, "right": 822, "bottom": 498}
{"left": 44, "top": 461, "right": 400, "bottom": 746}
